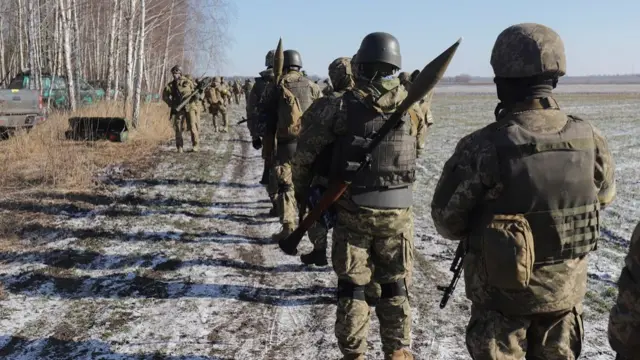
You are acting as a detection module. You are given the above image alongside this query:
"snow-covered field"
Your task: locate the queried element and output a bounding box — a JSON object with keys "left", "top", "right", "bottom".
{"left": 0, "top": 87, "right": 637, "bottom": 359}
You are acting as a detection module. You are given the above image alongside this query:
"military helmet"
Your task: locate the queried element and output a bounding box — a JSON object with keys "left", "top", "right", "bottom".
{"left": 283, "top": 50, "right": 303, "bottom": 68}
{"left": 171, "top": 65, "right": 182, "bottom": 74}
{"left": 491, "top": 23, "right": 566, "bottom": 78}
{"left": 265, "top": 50, "right": 275, "bottom": 67}
{"left": 355, "top": 32, "right": 401, "bottom": 69}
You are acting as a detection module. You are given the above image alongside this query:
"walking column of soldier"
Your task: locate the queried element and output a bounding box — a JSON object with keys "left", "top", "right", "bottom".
{"left": 160, "top": 23, "right": 638, "bottom": 360}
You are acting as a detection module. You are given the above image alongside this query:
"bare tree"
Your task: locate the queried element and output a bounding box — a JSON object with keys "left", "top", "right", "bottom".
{"left": 132, "top": 0, "right": 145, "bottom": 127}
{"left": 58, "top": 0, "right": 76, "bottom": 110}
{"left": 106, "top": 0, "right": 120, "bottom": 100}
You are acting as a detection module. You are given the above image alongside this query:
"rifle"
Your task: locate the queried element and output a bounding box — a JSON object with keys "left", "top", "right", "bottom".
{"left": 237, "top": 118, "right": 249, "bottom": 125}
{"left": 278, "top": 37, "right": 463, "bottom": 256}
{"left": 175, "top": 76, "right": 213, "bottom": 112}
{"left": 437, "top": 241, "right": 465, "bottom": 308}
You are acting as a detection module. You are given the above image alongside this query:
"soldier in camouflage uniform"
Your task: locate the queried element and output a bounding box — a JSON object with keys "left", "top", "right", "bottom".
{"left": 261, "top": 49, "right": 321, "bottom": 241}
{"left": 409, "top": 69, "right": 435, "bottom": 128}
{"left": 608, "top": 221, "right": 640, "bottom": 360}
{"left": 243, "top": 79, "right": 253, "bottom": 102}
{"left": 247, "top": 50, "right": 278, "bottom": 216}
{"left": 321, "top": 78, "right": 334, "bottom": 96}
{"left": 430, "top": 23, "right": 616, "bottom": 360}
{"left": 232, "top": 80, "right": 242, "bottom": 105}
{"left": 292, "top": 32, "right": 423, "bottom": 360}
{"left": 162, "top": 65, "right": 201, "bottom": 152}
{"left": 297, "top": 56, "right": 355, "bottom": 267}
{"left": 204, "top": 76, "right": 229, "bottom": 133}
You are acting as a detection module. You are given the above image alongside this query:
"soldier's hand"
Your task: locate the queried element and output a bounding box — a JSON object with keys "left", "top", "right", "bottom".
{"left": 252, "top": 136, "right": 262, "bottom": 150}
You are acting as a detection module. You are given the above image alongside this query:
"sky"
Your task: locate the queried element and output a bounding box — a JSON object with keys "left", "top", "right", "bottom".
{"left": 218, "top": 0, "right": 640, "bottom": 77}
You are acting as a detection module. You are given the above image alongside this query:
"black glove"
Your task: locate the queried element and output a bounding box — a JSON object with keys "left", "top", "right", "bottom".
{"left": 252, "top": 137, "right": 262, "bottom": 150}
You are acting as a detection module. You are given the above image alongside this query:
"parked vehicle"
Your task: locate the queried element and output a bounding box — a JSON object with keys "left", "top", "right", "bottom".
{"left": 8, "top": 71, "right": 105, "bottom": 109}
{"left": 0, "top": 88, "right": 47, "bottom": 135}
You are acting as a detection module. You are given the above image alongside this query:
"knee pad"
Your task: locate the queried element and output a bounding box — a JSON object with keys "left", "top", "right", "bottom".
{"left": 380, "top": 279, "right": 407, "bottom": 299}
{"left": 337, "top": 280, "right": 366, "bottom": 301}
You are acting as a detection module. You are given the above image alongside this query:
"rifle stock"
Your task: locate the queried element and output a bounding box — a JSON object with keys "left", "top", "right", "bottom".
{"left": 279, "top": 181, "right": 348, "bottom": 255}
{"left": 278, "top": 37, "right": 463, "bottom": 256}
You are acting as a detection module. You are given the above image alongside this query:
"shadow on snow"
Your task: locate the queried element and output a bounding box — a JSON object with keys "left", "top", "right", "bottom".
{"left": 0, "top": 271, "right": 335, "bottom": 305}
{"left": 0, "top": 335, "right": 231, "bottom": 360}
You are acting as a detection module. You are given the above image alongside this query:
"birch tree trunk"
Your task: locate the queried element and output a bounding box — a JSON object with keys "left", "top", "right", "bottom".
{"left": 71, "top": 0, "right": 82, "bottom": 96}
{"left": 26, "top": 0, "right": 40, "bottom": 90}
{"left": 106, "top": 0, "right": 120, "bottom": 100}
{"left": 18, "top": 0, "right": 26, "bottom": 70}
{"left": 113, "top": 1, "right": 124, "bottom": 100}
{"left": 124, "top": 0, "right": 138, "bottom": 113}
{"left": 157, "top": 0, "right": 175, "bottom": 94}
{"left": 59, "top": 0, "right": 76, "bottom": 111}
{"left": 132, "top": 0, "right": 145, "bottom": 128}
{"left": 0, "top": 13, "right": 6, "bottom": 86}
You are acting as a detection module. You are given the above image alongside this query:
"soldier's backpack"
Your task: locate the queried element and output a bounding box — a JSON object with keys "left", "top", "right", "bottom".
{"left": 276, "top": 82, "right": 303, "bottom": 140}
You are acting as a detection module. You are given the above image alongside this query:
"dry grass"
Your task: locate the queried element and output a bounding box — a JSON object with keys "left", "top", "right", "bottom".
{"left": 0, "top": 101, "right": 172, "bottom": 192}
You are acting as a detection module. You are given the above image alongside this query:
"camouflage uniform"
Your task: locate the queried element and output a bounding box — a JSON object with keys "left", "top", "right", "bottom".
{"left": 162, "top": 70, "right": 201, "bottom": 152}
{"left": 232, "top": 81, "right": 242, "bottom": 105}
{"left": 248, "top": 51, "right": 278, "bottom": 212}
{"left": 265, "top": 64, "right": 321, "bottom": 240}
{"left": 400, "top": 71, "right": 431, "bottom": 154}
{"left": 608, "top": 221, "right": 640, "bottom": 360}
{"left": 205, "top": 77, "right": 229, "bottom": 132}
{"left": 298, "top": 57, "right": 355, "bottom": 267}
{"left": 293, "top": 33, "right": 424, "bottom": 359}
{"left": 321, "top": 79, "right": 334, "bottom": 96}
{"left": 243, "top": 79, "right": 253, "bottom": 102}
{"left": 430, "top": 23, "right": 616, "bottom": 360}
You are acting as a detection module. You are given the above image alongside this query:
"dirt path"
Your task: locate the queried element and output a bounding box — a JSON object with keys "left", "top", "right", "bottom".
{"left": 0, "top": 94, "right": 628, "bottom": 359}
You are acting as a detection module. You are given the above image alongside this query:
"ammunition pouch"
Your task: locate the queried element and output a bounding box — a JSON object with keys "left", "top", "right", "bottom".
{"left": 337, "top": 280, "right": 366, "bottom": 301}
{"left": 469, "top": 214, "right": 535, "bottom": 290}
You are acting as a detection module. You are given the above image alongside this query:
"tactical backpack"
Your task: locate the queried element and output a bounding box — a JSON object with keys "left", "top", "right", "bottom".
{"left": 276, "top": 82, "right": 303, "bottom": 140}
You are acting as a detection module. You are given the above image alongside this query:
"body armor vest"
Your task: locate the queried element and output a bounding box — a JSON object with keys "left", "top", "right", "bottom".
{"left": 485, "top": 114, "right": 600, "bottom": 264}
{"left": 332, "top": 91, "right": 416, "bottom": 209}
{"left": 281, "top": 73, "right": 315, "bottom": 113}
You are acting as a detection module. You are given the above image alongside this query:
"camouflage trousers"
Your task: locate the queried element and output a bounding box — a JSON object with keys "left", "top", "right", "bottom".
{"left": 271, "top": 162, "right": 296, "bottom": 226}
{"left": 332, "top": 205, "right": 414, "bottom": 357}
{"left": 466, "top": 304, "right": 584, "bottom": 360}
{"left": 608, "top": 264, "right": 640, "bottom": 359}
{"left": 171, "top": 109, "right": 199, "bottom": 149}
{"left": 209, "top": 105, "right": 228, "bottom": 131}
{"left": 233, "top": 93, "right": 240, "bottom": 105}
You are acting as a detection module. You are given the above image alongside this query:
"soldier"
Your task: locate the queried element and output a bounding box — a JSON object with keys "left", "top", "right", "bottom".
{"left": 608, "top": 221, "right": 640, "bottom": 360}
{"left": 430, "top": 23, "right": 616, "bottom": 359}
{"left": 232, "top": 80, "right": 242, "bottom": 105}
{"left": 409, "top": 69, "right": 435, "bottom": 129}
{"left": 261, "top": 49, "right": 321, "bottom": 241}
{"left": 247, "top": 50, "right": 278, "bottom": 216}
{"left": 321, "top": 78, "right": 334, "bottom": 96}
{"left": 242, "top": 79, "right": 253, "bottom": 101}
{"left": 204, "top": 76, "right": 229, "bottom": 132}
{"left": 161, "top": 65, "right": 201, "bottom": 153}
{"left": 297, "top": 56, "right": 355, "bottom": 267}
{"left": 292, "top": 32, "right": 422, "bottom": 360}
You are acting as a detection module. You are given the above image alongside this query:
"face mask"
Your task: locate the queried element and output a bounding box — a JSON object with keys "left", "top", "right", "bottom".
{"left": 172, "top": 73, "right": 181, "bottom": 80}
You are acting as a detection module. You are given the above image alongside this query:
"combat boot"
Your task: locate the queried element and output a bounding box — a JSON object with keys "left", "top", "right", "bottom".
{"left": 386, "top": 348, "right": 414, "bottom": 360}
{"left": 176, "top": 147, "right": 184, "bottom": 153}
{"left": 300, "top": 248, "right": 328, "bottom": 266}
{"left": 272, "top": 224, "right": 294, "bottom": 242}
{"left": 192, "top": 145, "right": 200, "bottom": 153}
